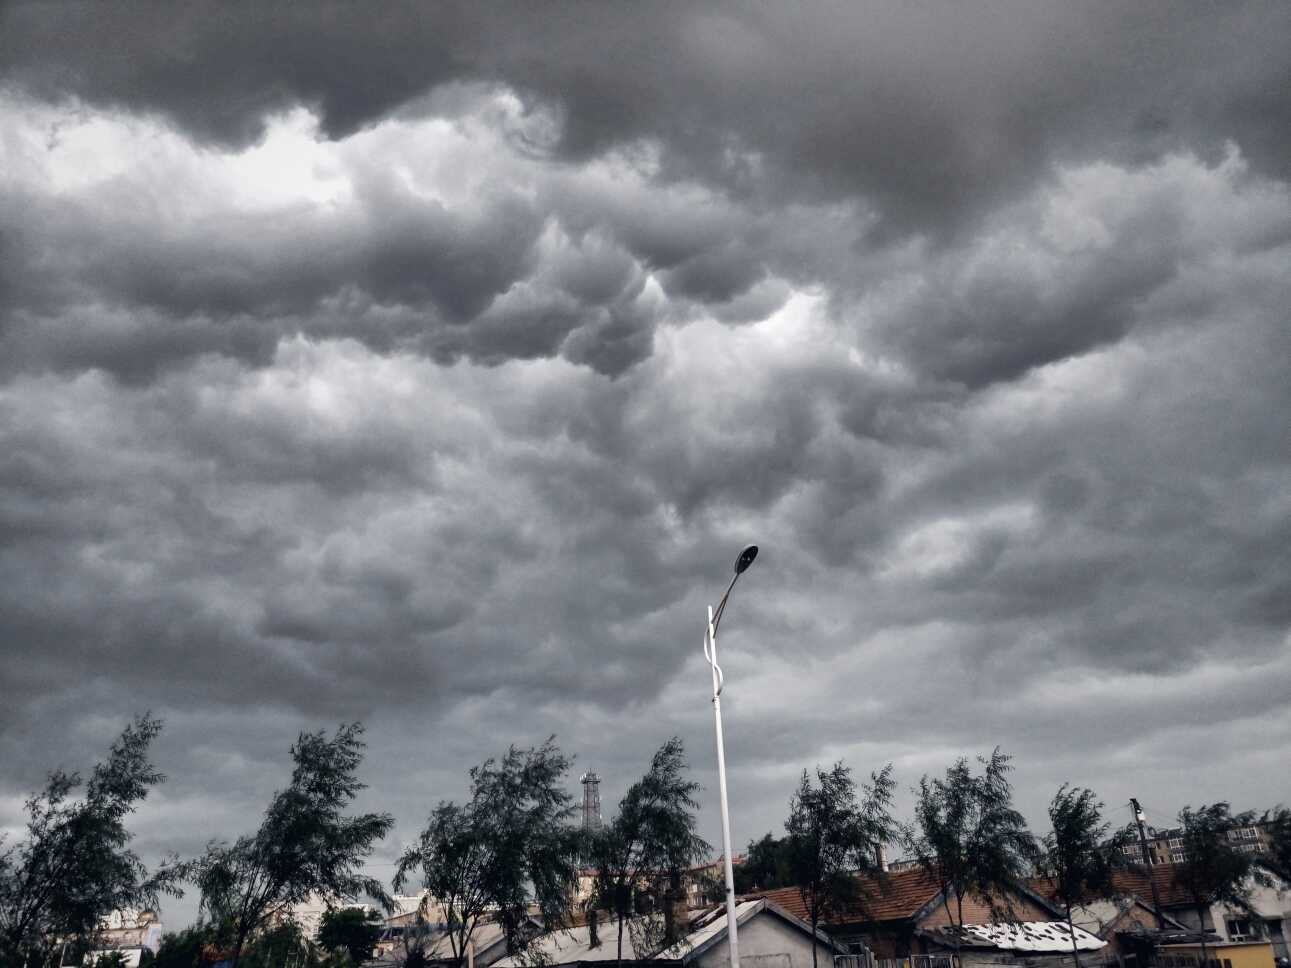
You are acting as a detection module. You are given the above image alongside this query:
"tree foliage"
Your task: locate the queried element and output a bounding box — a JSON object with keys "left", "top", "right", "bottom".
{"left": 586, "top": 738, "right": 710, "bottom": 965}
{"left": 1258, "top": 806, "right": 1291, "bottom": 886}
{"left": 1172, "top": 803, "right": 1272, "bottom": 968}
{"left": 318, "top": 908, "right": 383, "bottom": 966}
{"left": 0, "top": 714, "right": 184, "bottom": 968}
{"left": 1041, "top": 786, "right": 1125, "bottom": 967}
{"left": 904, "top": 749, "right": 1038, "bottom": 937}
{"left": 733, "top": 834, "right": 793, "bottom": 894}
{"left": 152, "top": 927, "right": 213, "bottom": 968}
{"left": 785, "top": 763, "right": 895, "bottom": 968}
{"left": 393, "top": 737, "right": 579, "bottom": 968}
{"left": 194, "top": 723, "right": 393, "bottom": 968}
{"left": 240, "top": 922, "right": 316, "bottom": 968}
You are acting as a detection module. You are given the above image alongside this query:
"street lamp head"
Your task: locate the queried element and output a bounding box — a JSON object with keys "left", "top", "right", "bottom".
{"left": 734, "top": 545, "right": 758, "bottom": 575}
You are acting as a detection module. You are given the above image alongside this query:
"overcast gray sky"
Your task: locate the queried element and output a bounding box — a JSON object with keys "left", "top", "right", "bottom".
{"left": 2, "top": 0, "right": 1289, "bottom": 929}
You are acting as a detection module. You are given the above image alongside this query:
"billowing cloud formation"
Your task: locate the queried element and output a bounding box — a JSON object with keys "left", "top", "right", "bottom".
{"left": 1, "top": 1, "right": 1289, "bottom": 928}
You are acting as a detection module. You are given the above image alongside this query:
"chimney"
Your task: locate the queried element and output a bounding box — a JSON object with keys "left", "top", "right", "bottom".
{"left": 875, "top": 843, "right": 888, "bottom": 872}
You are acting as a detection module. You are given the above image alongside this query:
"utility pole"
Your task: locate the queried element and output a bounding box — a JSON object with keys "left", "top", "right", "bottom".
{"left": 1130, "top": 798, "right": 1166, "bottom": 931}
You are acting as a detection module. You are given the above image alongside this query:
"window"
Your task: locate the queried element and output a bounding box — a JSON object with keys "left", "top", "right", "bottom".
{"left": 1123, "top": 844, "right": 1143, "bottom": 856}
{"left": 1170, "top": 850, "right": 1188, "bottom": 863}
{"left": 1168, "top": 837, "right": 1185, "bottom": 848}
{"left": 1226, "top": 918, "right": 1252, "bottom": 940}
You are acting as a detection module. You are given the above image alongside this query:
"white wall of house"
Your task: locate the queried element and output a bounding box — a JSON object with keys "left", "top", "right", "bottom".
{"left": 693, "top": 913, "right": 836, "bottom": 968}
{"left": 1210, "top": 882, "right": 1291, "bottom": 962}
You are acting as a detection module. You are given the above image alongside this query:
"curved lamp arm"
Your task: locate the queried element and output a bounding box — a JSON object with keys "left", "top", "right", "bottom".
{"left": 704, "top": 546, "right": 758, "bottom": 698}
{"left": 704, "top": 606, "right": 725, "bottom": 697}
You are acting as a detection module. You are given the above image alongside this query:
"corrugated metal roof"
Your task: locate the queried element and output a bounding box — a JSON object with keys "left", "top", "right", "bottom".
{"left": 919, "top": 921, "right": 1106, "bottom": 953}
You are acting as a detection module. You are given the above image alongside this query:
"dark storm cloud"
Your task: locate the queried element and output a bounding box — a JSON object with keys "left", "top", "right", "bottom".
{"left": 0, "top": 88, "right": 855, "bottom": 380}
{"left": 2, "top": 0, "right": 1291, "bottom": 927}
{"left": 859, "top": 149, "right": 1291, "bottom": 387}
{"left": 0, "top": 171, "right": 548, "bottom": 372}
{"left": 5, "top": 1, "right": 1291, "bottom": 236}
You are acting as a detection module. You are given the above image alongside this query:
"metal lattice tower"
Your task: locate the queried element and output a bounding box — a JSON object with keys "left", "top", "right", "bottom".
{"left": 580, "top": 771, "right": 603, "bottom": 834}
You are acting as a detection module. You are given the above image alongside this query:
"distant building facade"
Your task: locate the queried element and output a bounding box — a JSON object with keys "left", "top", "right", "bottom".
{"left": 1120, "top": 823, "right": 1273, "bottom": 868}
{"left": 77, "top": 910, "right": 164, "bottom": 968}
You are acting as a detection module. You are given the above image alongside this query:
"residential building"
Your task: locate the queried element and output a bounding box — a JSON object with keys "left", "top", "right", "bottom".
{"left": 1154, "top": 940, "right": 1276, "bottom": 968}
{"left": 79, "top": 910, "right": 164, "bottom": 968}
{"left": 1037, "top": 867, "right": 1291, "bottom": 968}
{"left": 756, "top": 866, "right": 1099, "bottom": 968}
{"left": 1118, "top": 824, "right": 1274, "bottom": 868}
{"left": 573, "top": 857, "right": 737, "bottom": 910}
{"left": 274, "top": 895, "right": 373, "bottom": 941}
{"left": 374, "top": 909, "right": 541, "bottom": 968}
{"left": 490, "top": 898, "right": 841, "bottom": 968}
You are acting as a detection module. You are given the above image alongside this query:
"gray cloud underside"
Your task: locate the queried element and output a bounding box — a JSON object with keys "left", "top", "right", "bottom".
{"left": 1, "top": 0, "right": 1290, "bottom": 927}
{"left": 5, "top": 2, "right": 1291, "bottom": 219}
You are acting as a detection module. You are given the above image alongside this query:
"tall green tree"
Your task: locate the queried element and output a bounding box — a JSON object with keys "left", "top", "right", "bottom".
{"left": 785, "top": 763, "right": 895, "bottom": 968}
{"left": 1257, "top": 806, "right": 1291, "bottom": 886}
{"left": 151, "top": 927, "right": 213, "bottom": 968}
{"left": 238, "top": 922, "right": 313, "bottom": 968}
{"left": 0, "top": 714, "right": 185, "bottom": 968}
{"left": 393, "top": 738, "right": 580, "bottom": 968}
{"left": 904, "top": 749, "right": 1038, "bottom": 945}
{"left": 194, "top": 723, "right": 393, "bottom": 968}
{"left": 1041, "top": 786, "right": 1127, "bottom": 968}
{"left": 733, "top": 834, "right": 792, "bottom": 894}
{"left": 586, "top": 738, "right": 711, "bottom": 967}
{"left": 318, "top": 907, "right": 383, "bottom": 965}
{"left": 1172, "top": 803, "right": 1271, "bottom": 968}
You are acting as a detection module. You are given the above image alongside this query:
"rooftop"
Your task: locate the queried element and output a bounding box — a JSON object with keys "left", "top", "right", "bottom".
{"left": 756, "top": 868, "right": 951, "bottom": 924}
{"left": 918, "top": 922, "right": 1105, "bottom": 953}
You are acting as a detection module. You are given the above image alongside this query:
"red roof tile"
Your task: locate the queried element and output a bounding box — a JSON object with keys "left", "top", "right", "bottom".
{"left": 1029, "top": 867, "right": 1200, "bottom": 911}
{"left": 753, "top": 868, "right": 947, "bottom": 924}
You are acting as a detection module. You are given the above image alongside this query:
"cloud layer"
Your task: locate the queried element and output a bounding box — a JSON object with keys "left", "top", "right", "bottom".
{"left": 1, "top": 0, "right": 1289, "bottom": 926}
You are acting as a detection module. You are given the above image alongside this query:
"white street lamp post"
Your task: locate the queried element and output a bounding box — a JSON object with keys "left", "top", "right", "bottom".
{"left": 703, "top": 545, "right": 758, "bottom": 968}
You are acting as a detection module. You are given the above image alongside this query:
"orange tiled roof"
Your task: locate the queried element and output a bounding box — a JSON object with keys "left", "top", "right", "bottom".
{"left": 1029, "top": 867, "right": 1199, "bottom": 910}
{"left": 754, "top": 867, "right": 947, "bottom": 924}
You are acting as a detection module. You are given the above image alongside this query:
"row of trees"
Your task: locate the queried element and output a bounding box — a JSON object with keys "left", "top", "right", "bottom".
{"left": 147, "top": 908, "right": 384, "bottom": 968}
{"left": 0, "top": 718, "right": 394, "bottom": 968}
{"left": 736, "top": 751, "right": 1291, "bottom": 968}
{"left": 0, "top": 718, "right": 706, "bottom": 968}
{"left": 3, "top": 718, "right": 1289, "bottom": 968}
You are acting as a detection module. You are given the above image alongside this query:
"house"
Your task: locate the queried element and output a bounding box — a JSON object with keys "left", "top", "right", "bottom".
{"left": 1154, "top": 940, "right": 1276, "bottom": 968}
{"left": 1065, "top": 893, "right": 1189, "bottom": 967}
{"left": 491, "top": 898, "right": 841, "bottom": 968}
{"left": 375, "top": 912, "right": 542, "bottom": 968}
{"left": 915, "top": 921, "right": 1105, "bottom": 968}
{"left": 79, "top": 910, "right": 164, "bottom": 968}
{"left": 573, "top": 857, "right": 738, "bottom": 911}
{"left": 1035, "top": 867, "right": 1290, "bottom": 968}
{"left": 1102, "top": 868, "right": 1289, "bottom": 957}
{"left": 757, "top": 867, "right": 1096, "bottom": 968}
{"left": 270, "top": 894, "right": 374, "bottom": 941}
